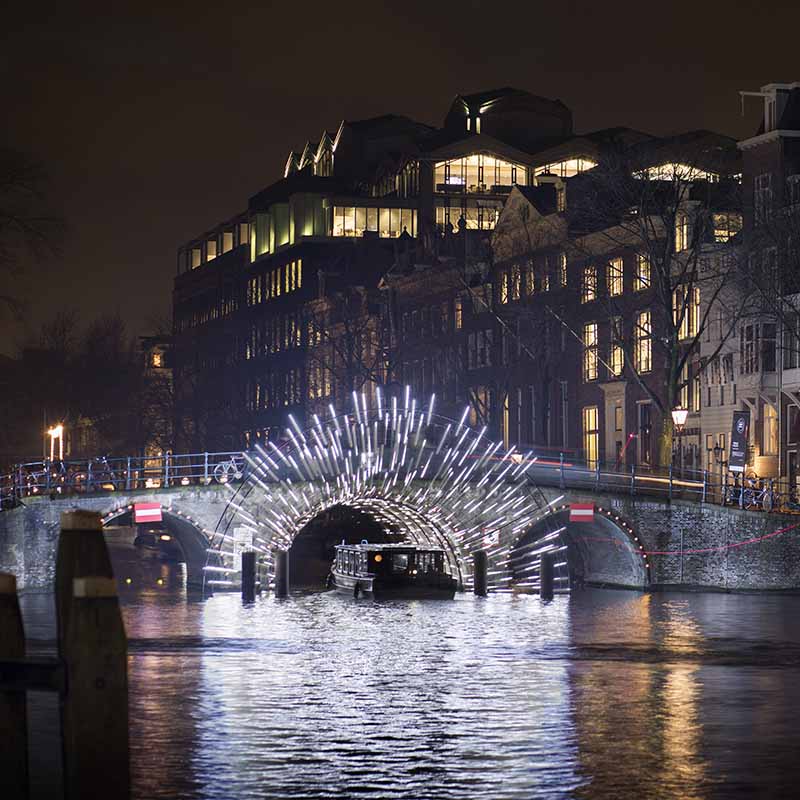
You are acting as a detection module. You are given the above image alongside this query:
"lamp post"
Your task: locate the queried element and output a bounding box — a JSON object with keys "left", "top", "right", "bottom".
{"left": 47, "top": 424, "right": 64, "bottom": 463}
{"left": 713, "top": 442, "right": 727, "bottom": 504}
{"left": 671, "top": 407, "right": 688, "bottom": 478}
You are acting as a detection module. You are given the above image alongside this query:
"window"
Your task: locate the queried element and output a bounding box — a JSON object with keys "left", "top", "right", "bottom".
{"left": 222, "top": 231, "right": 234, "bottom": 253}
{"left": 455, "top": 297, "right": 463, "bottom": 330}
{"left": 713, "top": 212, "right": 742, "bottom": 243}
{"left": 332, "top": 206, "right": 417, "bottom": 238}
{"left": 434, "top": 153, "right": 527, "bottom": 194}
{"left": 614, "top": 405, "right": 623, "bottom": 431}
{"left": 634, "top": 255, "right": 650, "bottom": 291}
{"left": 609, "top": 317, "right": 624, "bottom": 376}
{"left": 741, "top": 323, "right": 759, "bottom": 374}
{"left": 755, "top": 173, "right": 773, "bottom": 224}
{"left": 634, "top": 311, "right": 652, "bottom": 373}
{"left": 581, "top": 265, "right": 597, "bottom": 303}
{"left": 675, "top": 212, "right": 690, "bottom": 251}
{"left": 788, "top": 175, "right": 800, "bottom": 207}
{"left": 583, "top": 323, "right": 598, "bottom": 382}
{"left": 511, "top": 265, "right": 521, "bottom": 300}
{"left": 559, "top": 252, "right": 567, "bottom": 286}
{"left": 607, "top": 258, "right": 623, "bottom": 296}
{"left": 784, "top": 312, "right": 800, "bottom": 370}
{"left": 759, "top": 403, "right": 778, "bottom": 456}
{"left": 762, "top": 323, "right": 777, "bottom": 372}
{"left": 151, "top": 352, "right": 163, "bottom": 368}
{"left": 191, "top": 248, "right": 202, "bottom": 269}
{"left": 499, "top": 270, "right": 509, "bottom": 304}
{"left": 674, "top": 286, "right": 700, "bottom": 339}
{"left": 533, "top": 158, "right": 597, "bottom": 178}
{"left": 582, "top": 406, "right": 599, "bottom": 467}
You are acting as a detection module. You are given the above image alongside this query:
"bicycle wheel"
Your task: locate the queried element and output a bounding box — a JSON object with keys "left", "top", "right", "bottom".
{"left": 762, "top": 492, "right": 774, "bottom": 513}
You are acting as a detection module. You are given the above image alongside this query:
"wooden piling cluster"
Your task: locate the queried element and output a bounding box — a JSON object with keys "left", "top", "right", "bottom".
{"left": 0, "top": 510, "right": 130, "bottom": 800}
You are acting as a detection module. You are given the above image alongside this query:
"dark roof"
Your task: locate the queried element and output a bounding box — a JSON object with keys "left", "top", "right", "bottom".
{"left": 517, "top": 184, "right": 559, "bottom": 215}
{"left": 778, "top": 88, "right": 800, "bottom": 131}
{"left": 249, "top": 170, "right": 348, "bottom": 211}
{"left": 457, "top": 87, "right": 569, "bottom": 112}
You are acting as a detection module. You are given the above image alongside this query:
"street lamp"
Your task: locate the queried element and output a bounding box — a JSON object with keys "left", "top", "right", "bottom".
{"left": 671, "top": 408, "right": 688, "bottom": 476}
{"left": 47, "top": 424, "right": 64, "bottom": 462}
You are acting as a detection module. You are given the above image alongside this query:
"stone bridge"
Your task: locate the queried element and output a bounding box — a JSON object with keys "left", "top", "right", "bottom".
{"left": 2, "top": 482, "right": 799, "bottom": 594}
{"left": 2, "top": 391, "right": 800, "bottom": 594}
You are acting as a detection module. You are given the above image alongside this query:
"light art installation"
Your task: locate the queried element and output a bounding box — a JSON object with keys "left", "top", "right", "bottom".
{"left": 204, "top": 388, "right": 570, "bottom": 594}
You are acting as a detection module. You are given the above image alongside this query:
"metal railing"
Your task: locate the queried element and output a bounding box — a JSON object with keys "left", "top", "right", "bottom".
{"left": 0, "top": 451, "right": 246, "bottom": 505}
{"left": 1, "top": 445, "right": 797, "bottom": 515}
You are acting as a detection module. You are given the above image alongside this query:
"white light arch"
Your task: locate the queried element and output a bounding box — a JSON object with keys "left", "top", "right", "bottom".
{"left": 206, "top": 389, "right": 553, "bottom": 592}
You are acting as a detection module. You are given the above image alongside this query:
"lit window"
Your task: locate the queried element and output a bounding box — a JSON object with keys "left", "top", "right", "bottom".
{"left": 534, "top": 158, "right": 597, "bottom": 178}
{"left": 332, "top": 207, "right": 416, "bottom": 238}
{"left": 763, "top": 404, "right": 779, "bottom": 455}
{"left": 634, "top": 255, "right": 650, "bottom": 291}
{"left": 713, "top": 212, "right": 742, "bottom": 243}
{"left": 607, "top": 257, "right": 623, "bottom": 296}
{"left": 455, "top": 297, "right": 463, "bottom": 330}
{"left": 433, "top": 153, "right": 527, "bottom": 194}
{"left": 673, "top": 286, "right": 700, "bottom": 339}
{"left": 151, "top": 352, "right": 163, "bottom": 368}
{"left": 559, "top": 252, "right": 567, "bottom": 286}
{"left": 610, "top": 317, "right": 624, "bottom": 377}
{"left": 582, "top": 406, "right": 599, "bottom": 468}
{"left": 206, "top": 239, "right": 217, "bottom": 261}
{"left": 499, "top": 270, "right": 509, "bottom": 304}
{"left": 581, "top": 266, "right": 597, "bottom": 303}
{"left": 222, "top": 231, "right": 234, "bottom": 253}
{"left": 511, "top": 265, "right": 521, "bottom": 301}
{"left": 635, "top": 163, "right": 720, "bottom": 182}
{"left": 583, "top": 323, "right": 598, "bottom": 382}
{"left": 634, "top": 311, "right": 652, "bottom": 373}
{"left": 191, "top": 248, "right": 201, "bottom": 269}
{"left": 675, "top": 212, "right": 690, "bottom": 251}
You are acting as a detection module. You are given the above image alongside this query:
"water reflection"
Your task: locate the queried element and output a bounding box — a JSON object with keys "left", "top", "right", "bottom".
{"left": 19, "top": 551, "right": 800, "bottom": 800}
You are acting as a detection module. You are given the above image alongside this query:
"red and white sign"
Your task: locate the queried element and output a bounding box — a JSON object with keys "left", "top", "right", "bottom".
{"left": 134, "top": 503, "right": 163, "bottom": 524}
{"left": 569, "top": 503, "right": 594, "bottom": 522}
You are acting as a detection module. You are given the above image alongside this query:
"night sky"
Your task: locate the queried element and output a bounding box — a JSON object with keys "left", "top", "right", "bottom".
{"left": 3, "top": 0, "right": 799, "bottom": 354}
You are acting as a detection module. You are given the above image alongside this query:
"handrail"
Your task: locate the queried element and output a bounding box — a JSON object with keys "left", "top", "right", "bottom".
{"left": 1, "top": 446, "right": 796, "bottom": 515}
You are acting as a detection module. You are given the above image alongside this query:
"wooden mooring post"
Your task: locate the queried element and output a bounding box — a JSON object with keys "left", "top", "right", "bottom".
{"left": 273, "top": 549, "right": 289, "bottom": 597}
{"left": 0, "top": 573, "right": 28, "bottom": 799}
{"left": 473, "top": 550, "right": 488, "bottom": 597}
{"left": 540, "top": 552, "right": 554, "bottom": 601}
{"left": 241, "top": 550, "right": 256, "bottom": 603}
{"left": 0, "top": 510, "right": 130, "bottom": 800}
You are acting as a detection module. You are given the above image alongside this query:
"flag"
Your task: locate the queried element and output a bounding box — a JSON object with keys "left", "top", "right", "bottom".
{"left": 134, "top": 503, "right": 162, "bottom": 524}
{"left": 569, "top": 503, "right": 594, "bottom": 522}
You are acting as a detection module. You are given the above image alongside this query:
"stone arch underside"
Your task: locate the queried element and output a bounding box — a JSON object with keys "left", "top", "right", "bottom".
{"left": 102, "top": 507, "right": 211, "bottom": 587}
{"left": 208, "top": 391, "right": 552, "bottom": 592}
{"left": 513, "top": 508, "right": 648, "bottom": 590}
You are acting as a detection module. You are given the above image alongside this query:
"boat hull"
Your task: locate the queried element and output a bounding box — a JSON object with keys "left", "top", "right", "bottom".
{"left": 330, "top": 571, "right": 456, "bottom": 600}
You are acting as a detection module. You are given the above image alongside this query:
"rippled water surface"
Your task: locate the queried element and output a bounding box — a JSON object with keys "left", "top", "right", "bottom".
{"left": 21, "top": 546, "right": 800, "bottom": 799}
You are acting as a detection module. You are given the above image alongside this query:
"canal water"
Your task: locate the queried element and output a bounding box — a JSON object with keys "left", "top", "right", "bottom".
{"left": 20, "top": 544, "right": 800, "bottom": 799}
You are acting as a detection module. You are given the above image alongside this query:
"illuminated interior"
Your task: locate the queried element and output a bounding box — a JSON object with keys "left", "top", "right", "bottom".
{"left": 435, "top": 200, "right": 502, "bottom": 230}
{"left": 533, "top": 157, "right": 597, "bottom": 178}
{"left": 635, "top": 163, "right": 721, "bottom": 182}
{"left": 434, "top": 154, "right": 527, "bottom": 194}
{"left": 332, "top": 206, "right": 417, "bottom": 238}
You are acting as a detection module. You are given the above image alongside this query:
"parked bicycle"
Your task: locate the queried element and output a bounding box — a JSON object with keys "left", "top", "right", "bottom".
{"left": 213, "top": 456, "right": 244, "bottom": 483}
{"left": 722, "top": 472, "right": 776, "bottom": 512}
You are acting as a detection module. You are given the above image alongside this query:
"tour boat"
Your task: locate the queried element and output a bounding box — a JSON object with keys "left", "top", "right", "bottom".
{"left": 329, "top": 542, "right": 457, "bottom": 599}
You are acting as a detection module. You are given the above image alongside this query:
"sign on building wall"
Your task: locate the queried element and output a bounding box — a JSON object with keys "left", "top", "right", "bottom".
{"left": 729, "top": 410, "right": 751, "bottom": 473}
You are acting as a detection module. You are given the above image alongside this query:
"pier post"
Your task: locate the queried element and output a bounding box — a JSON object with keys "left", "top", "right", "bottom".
{"left": 539, "top": 552, "right": 554, "bottom": 601}
{"left": 473, "top": 550, "right": 488, "bottom": 596}
{"left": 241, "top": 550, "right": 256, "bottom": 603}
{"left": 274, "top": 549, "right": 289, "bottom": 598}
{"left": 57, "top": 510, "right": 130, "bottom": 800}
{"left": 0, "top": 572, "right": 28, "bottom": 800}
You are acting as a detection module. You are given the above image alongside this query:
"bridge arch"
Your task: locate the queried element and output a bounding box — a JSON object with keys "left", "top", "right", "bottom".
{"left": 511, "top": 503, "right": 650, "bottom": 590}
{"left": 208, "top": 390, "right": 551, "bottom": 593}
{"left": 101, "top": 501, "right": 212, "bottom": 586}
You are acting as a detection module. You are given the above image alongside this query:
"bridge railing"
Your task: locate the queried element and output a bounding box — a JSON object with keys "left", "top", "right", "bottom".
{"left": 0, "top": 451, "right": 247, "bottom": 504}
{"left": 2, "top": 446, "right": 796, "bottom": 515}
